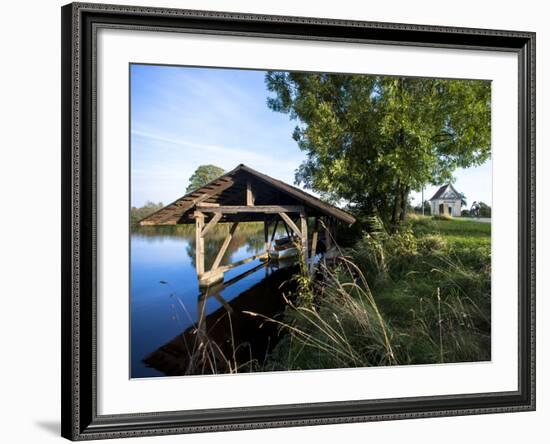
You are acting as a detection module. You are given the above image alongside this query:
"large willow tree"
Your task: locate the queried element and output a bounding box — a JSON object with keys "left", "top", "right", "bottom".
{"left": 266, "top": 72, "right": 491, "bottom": 225}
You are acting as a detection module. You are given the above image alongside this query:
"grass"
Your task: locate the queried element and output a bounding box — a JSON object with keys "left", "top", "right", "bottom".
{"left": 259, "top": 214, "right": 491, "bottom": 370}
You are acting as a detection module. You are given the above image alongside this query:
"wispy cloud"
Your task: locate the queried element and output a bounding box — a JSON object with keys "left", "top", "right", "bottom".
{"left": 131, "top": 129, "right": 298, "bottom": 172}
{"left": 130, "top": 65, "right": 309, "bottom": 206}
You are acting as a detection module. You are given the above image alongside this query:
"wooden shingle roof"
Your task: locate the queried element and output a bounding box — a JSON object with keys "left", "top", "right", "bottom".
{"left": 139, "top": 164, "right": 356, "bottom": 226}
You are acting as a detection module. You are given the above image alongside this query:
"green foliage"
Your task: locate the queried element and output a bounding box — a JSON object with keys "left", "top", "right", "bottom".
{"left": 265, "top": 72, "right": 491, "bottom": 225}
{"left": 262, "top": 259, "right": 397, "bottom": 371}
{"left": 478, "top": 201, "right": 492, "bottom": 217}
{"left": 130, "top": 201, "right": 164, "bottom": 225}
{"left": 185, "top": 164, "right": 225, "bottom": 193}
{"left": 263, "top": 216, "right": 491, "bottom": 369}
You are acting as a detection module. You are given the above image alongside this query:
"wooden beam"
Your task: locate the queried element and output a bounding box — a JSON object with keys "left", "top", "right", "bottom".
{"left": 279, "top": 212, "right": 302, "bottom": 238}
{"left": 195, "top": 212, "right": 205, "bottom": 276}
{"left": 246, "top": 179, "right": 255, "bottom": 206}
{"left": 204, "top": 252, "right": 267, "bottom": 279}
{"left": 211, "top": 222, "right": 239, "bottom": 271}
{"left": 200, "top": 213, "right": 222, "bottom": 237}
{"left": 196, "top": 202, "right": 219, "bottom": 207}
{"left": 199, "top": 205, "right": 304, "bottom": 214}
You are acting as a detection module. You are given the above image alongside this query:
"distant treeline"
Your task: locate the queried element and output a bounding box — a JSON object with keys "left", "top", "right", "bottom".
{"left": 130, "top": 201, "right": 164, "bottom": 225}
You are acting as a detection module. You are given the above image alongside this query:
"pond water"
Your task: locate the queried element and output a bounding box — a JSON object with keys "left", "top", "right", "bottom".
{"left": 130, "top": 224, "right": 295, "bottom": 378}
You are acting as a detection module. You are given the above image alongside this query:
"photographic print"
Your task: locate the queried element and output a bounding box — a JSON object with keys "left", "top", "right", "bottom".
{"left": 62, "top": 5, "right": 536, "bottom": 438}
{"left": 130, "top": 64, "right": 492, "bottom": 378}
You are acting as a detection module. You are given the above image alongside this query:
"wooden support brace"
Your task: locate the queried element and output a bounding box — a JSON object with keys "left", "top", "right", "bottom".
{"left": 279, "top": 212, "right": 302, "bottom": 238}
{"left": 201, "top": 213, "right": 222, "bottom": 237}
{"left": 270, "top": 219, "right": 279, "bottom": 244}
{"left": 211, "top": 222, "right": 239, "bottom": 271}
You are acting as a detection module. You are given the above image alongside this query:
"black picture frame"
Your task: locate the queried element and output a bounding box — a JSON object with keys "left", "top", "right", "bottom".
{"left": 61, "top": 2, "right": 536, "bottom": 440}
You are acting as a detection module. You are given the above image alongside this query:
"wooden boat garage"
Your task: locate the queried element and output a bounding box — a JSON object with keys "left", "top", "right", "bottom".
{"left": 139, "top": 164, "right": 356, "bottom": 287}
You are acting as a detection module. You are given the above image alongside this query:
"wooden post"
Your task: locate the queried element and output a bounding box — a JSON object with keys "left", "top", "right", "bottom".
{"left": 309, "top": 217, "right": 319, "bottom": 274}
{"left": 300, "top": 213, "right": 308, "bottom": 266}
{"left": 263, "top": 217, "right": 269, "bottom": 251}
{"left": 195, "top": 212, "right": 205, "bottom": 276}
{"left": 246, "top": 179, "right": 255, "bottom": 206}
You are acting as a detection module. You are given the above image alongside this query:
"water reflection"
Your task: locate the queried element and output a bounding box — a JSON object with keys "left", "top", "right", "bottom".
{"left": 130, "top": 223, "right": 291, "bottom": 378}
{"left": 143, "top": 263, "right": 297, "bottom": 376}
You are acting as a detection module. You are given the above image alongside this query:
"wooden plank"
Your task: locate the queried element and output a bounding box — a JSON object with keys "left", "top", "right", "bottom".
{"left": 246, "top": 179, "right": 255, "bottom": 206}
{"left": 211, "top": 222, "right": 239, "bottom": 271}
{"left": 279, "top": 212, "right": 302, "bottom": 238}
{"left": 195, "top": 212, "right": 205, "bottom": 275}
{"left": 200, "top": 213, "right": 222, "bottom": 237}
{"left": 141, "top": 178, "right": 235, "bottom": 226}
{"left": 199, "top": 205, "right": 304, "bottom": 214}
{"left": 188, "top": 179, "right": 234, "bottom": 206}
{"left": 196, "top": 202, "right": 219, "bottom": 207}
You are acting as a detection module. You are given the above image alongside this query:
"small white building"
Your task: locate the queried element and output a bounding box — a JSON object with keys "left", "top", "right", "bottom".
{"left": 429, "top": 184, "right": 463, "bottom": 217}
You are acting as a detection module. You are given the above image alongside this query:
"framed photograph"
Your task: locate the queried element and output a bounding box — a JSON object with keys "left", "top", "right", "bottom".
{"left": 61, "top": 2, "right": 535, "bottom": 440}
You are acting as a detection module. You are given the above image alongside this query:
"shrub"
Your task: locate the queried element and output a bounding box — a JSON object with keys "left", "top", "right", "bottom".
{"left": 417, "top": 234, "right": 446, "bottom": 253}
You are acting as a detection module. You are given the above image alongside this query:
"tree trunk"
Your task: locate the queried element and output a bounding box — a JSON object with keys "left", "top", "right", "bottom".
{"left": 391, "top": 181, "right": 402, "bottom": 228}
{"left": 400, "top": 186, "right": 410, "bottom": 221}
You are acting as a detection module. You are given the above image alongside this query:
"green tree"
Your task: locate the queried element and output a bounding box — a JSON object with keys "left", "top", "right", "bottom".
{"left": 478, "top": 202, "right": 491, "bottom": 218}
{"left": 130, "top": 201, "right": 164, "bottom": 225}
{"left": 186, "top": 164, "right": 225, "bottom": 193}
{"left": 265, "top": 73, "right": 491, "bottom": 226}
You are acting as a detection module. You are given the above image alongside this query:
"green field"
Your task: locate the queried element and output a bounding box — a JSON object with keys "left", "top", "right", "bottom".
{"left": 263, "top": 215, "right": 491, "bottom": 371}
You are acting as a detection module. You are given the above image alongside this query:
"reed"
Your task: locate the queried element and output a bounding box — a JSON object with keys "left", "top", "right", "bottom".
{"left": 256, "top": 215, "right": 491, "bottom": 370}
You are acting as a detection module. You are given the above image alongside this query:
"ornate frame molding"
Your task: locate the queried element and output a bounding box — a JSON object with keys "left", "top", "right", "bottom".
{"left": 61, "top": 2, "right": 535, "bottom": 440}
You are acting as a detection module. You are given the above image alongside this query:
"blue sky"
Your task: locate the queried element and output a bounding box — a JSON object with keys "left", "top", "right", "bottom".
{"left": 130, "top": 64, "right": 491, "bottom": 209}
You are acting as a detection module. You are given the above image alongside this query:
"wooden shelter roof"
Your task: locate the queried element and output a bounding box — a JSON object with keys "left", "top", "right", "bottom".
{"left": 139, "top": 164, "right": 356, "bottom": 226}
